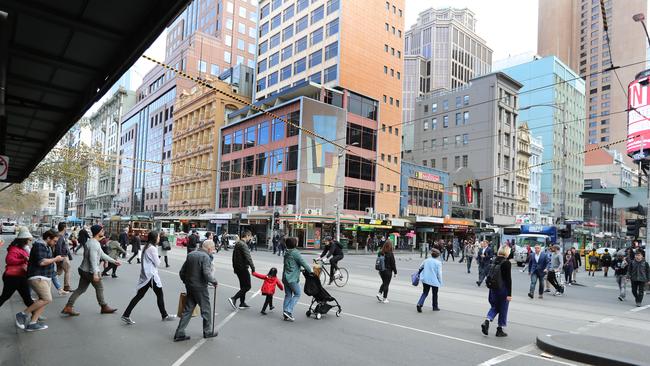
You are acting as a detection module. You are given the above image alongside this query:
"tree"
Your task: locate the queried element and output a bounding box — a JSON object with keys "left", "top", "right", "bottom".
{"left": 0, "top": 184, "right": 44, "bottom": 217}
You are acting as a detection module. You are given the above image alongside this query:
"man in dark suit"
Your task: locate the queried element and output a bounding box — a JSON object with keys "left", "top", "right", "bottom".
{"left": 476, "top": 241, "right": 494, "bottom": 287}
{"left": 527, "top": 244, "right": 551, "bottom": 299}
{"left": 118, "top": 227, "right": 129, "bottom": 258}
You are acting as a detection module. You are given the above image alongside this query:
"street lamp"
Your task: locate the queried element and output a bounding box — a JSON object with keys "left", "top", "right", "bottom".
{"left": 335, "top": 142, "right": 359, "bottom": 242}
{"left": 270, "top": 160, "right": 282, "bottom": 238}
{"left": 519, "top": 103, "right": 568, "bottom": 225}
{"left": 633, "top": 13, "right": 650, "bottom": 48}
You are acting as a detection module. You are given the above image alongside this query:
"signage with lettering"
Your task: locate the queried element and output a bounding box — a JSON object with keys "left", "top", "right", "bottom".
{"left": 415, "top": 171, "right": 440, "bottom": 182}
{"left": 359, "top": 218, "right": 391, "bottom": 226}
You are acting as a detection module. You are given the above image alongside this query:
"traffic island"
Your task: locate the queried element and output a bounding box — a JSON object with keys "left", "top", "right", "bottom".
{"left": 536, "top": 333, "right": 650, "bottom": 366}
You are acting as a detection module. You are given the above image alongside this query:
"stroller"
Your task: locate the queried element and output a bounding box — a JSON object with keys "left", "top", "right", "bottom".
{"left": 302, "top": 271, "right": 342, "bottom": 320}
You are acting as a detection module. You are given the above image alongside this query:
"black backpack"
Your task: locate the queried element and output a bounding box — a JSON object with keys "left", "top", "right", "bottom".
{"left": 375, "top": 254, "right": 386, "bottom": 271}
{"left": 485, "top": 258, "right": 504, "bottom": 290}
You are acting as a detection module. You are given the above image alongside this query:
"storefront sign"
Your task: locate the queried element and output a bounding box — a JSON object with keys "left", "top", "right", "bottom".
{"left": 443, "top": 217, "right": 474, "bottom": 226}
{"left": 415, "top": 171, "right": 440, "bottom": 182}
{"left": 210, "top": 219, "right": 228, "bottom": 224}
{"left": 416, "top": 216, "right": 444, "bottom": 224}
{"left": 359, "top": 218, "right": 391, "bottom": 226}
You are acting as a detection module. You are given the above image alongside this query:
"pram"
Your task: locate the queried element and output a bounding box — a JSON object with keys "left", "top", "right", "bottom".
{"left": 302, "top": 270, "right": 342, "bottom": 320}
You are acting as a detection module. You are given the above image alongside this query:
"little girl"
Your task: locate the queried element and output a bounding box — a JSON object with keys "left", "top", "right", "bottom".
{"left": 252, "top": 268, "right": 284, "bottom": 315}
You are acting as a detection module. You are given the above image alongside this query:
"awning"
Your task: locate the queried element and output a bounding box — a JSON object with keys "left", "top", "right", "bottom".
{"left": 415, "top": 216, "right": 444, "bottom": 224}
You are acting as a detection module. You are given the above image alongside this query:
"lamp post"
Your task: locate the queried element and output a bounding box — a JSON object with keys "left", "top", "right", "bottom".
{"left": 519, "top": 103, "right": 568, "bottom": 225}
{"left": 633, "top": 13, "right": 650, "bottom": 48}
{"left": 335, "top": 142, "right": 359, "bottom": 242}
{"left": 270, "top": 160, "right": 282, "bottom": 239}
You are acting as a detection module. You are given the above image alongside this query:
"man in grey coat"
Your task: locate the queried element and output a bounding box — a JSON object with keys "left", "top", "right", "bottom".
{"left": 547, "top": 245, "right": 565, "bottom": 296}
{"left": 174, "top": 240, "right": 219, "bottom": 342}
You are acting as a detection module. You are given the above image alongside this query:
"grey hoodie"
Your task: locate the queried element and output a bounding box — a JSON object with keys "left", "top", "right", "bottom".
{"left": 548, "top": 251, "right": 564, "bottom": 271}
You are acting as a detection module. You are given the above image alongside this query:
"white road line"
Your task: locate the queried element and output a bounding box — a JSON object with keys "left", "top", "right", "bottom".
{"left": 630, "top": 304, "right": 650, "bottom": 312}
{"left": 478, "top": 344, "right": 537, "bottom": 366}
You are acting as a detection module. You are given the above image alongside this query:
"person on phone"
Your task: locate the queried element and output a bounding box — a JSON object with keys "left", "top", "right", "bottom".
{"left": 14, "top": 230, "right": 65, "bottom": 332}
{"left": 61, "top": 224, "right": 121, "bottom": 316}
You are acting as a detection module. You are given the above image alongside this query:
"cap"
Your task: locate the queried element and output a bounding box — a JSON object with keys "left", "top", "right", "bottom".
{"left": 90, "top": 224, "right": 103, "bottom": 237}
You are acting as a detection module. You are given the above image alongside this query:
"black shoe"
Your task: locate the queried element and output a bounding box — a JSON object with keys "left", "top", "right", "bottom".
{"left": 476, "top": 281, "right": 481, "bottom": 287}
{"left": 481, "top": 320, "right": 490, "bottom": 335}
{"left": 111, "top": 274, "right": 118, "bottom": 278}
{"left": 432, "top": 307, "right": 440, "bottom": 311}
{"left": 101, "top": 272, "right": 109, "bottom": 277}
{"left": 416, "top": 305, "right": 422, "bottom": 313}
{"left": 238, "top": 303, "right": 251, "bottom": 310}
{"left": 260, "top": 310, "right": 267, "bottom": 315}
{"left": 495, "top": 327, "right": 508, "bottom": 337}
{"left": 136, "top": 260, "right": 141, "bottom": 264}
{"left": 127, "top": 261, "right": 132, "bottom": 264}
{"left": 174, "top": 335, "right": 191, "bottom": 342}
{"left": 204, "top": 332, "right": 218, "bottom": 339}
{"left": 227, "top": 298, "right": 237, "bottom": 310}
{"left": 527, "top": 292, "right": 534, "bottom": 299}
{"left": 269, "top": 305, "right": 275, "bottom": 311}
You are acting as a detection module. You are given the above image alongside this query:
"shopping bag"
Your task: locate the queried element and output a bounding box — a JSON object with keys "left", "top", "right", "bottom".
{"left": 177, "top": 292, "right": 201, "bottom": 317}
{"left": 411, "top": 271, "right": 420, "bottom": 286}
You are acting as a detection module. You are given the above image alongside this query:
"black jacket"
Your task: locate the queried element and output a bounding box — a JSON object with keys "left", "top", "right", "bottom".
{"left": 131, "top": 236, "right": 141, "bottom": 253}
{"left": 180, "top": 249, "right": 217, "bottom": 287}
{"left": 380, "top": 252, "right": 397, "bottom": 275}
{"left": 118, "top": 232, "right": 129, "bottom": 247}
{"left": 493, "top": 256, "right": 513, "bottom": 297}
{"left": 612, "top": 258, "right": 628, "bottom": 276}
{"left": 320, "top": 241, "right": 344, "bottom": 258}
{"left": 600, "top": 253, "right": 612, "bottom": 266}
{"left": 232, "top": 240, "right": 255, "bottom": 272}
{"left": 187, "top": 233, "right": 199, "bottom": 251}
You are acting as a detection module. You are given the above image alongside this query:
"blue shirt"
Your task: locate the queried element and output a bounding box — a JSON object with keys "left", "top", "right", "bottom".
{"left": 419, "top": 258, "right": 443, "bottom": 287}
{"left": 27, "top": 240, "right": 55, "bottom": 280}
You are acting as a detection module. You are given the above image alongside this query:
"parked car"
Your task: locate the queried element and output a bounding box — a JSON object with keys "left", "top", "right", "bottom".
{"left": 1, "top": 222, "right": 16, "bottom": 234}
{"left": 220, "top": 234, "right": 239, "bottom": 249}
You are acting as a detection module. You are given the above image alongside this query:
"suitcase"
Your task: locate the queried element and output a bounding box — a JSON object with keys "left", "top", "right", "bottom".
{"left": 177, "top": 292, "right": 201, "bottom": 317}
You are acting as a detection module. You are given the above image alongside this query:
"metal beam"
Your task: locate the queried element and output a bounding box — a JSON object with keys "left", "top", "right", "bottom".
{"left": 10, "top": 44, "right": 98, "bottom": 75}
{"left": 9, "top": 73, "right": 81, "bottom": 97}
{"left": 0, "top": 0, "right": 123, "bottom": 42}
{"left": 6, "top": 95, "right": 72, "bottom": 113}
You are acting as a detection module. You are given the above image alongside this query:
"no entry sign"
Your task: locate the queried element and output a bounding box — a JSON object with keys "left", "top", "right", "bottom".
{"left": 0, "top": 155, "right": 8, "bottom": 180}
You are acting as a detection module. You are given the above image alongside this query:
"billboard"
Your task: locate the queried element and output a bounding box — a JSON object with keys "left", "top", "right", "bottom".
{"left": 627, "top": 70, "right": 650, "bottom": 157}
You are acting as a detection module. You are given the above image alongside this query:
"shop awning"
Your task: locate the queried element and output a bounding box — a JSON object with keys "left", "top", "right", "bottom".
{"left": 415, "top": 216, "right": 444, "bottom": 224}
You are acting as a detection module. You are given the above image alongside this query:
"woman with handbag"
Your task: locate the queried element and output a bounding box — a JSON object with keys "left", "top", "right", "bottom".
{"left": 158, "top": 230, "right": 171, "bottom": 268}
{"left": 416, "top": 248, "right": 443, "bottom": 312}
{"left": 121, "top": 230, "right": 176, "bottom": 325}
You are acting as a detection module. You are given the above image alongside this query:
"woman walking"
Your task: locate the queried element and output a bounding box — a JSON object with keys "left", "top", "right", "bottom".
{"left": 0, "top": 229, "right": 34, "bottom": 309}
{"left": 281, "top": 237, "right": 312, "bottom": 322}
{"left": 376, "top": 240, "right": 397, "bottom": 303}
{"left": 481, "top": 246, "right": 512, "bottom": 337}
{"left": 416, "top": 248, "right": 443, "bottom": 312}
{"left": 563, "top": 250, "right": 574, "bottom": 285}
{"left": 121, "top": 231, "right": 176, "bottom": 324}
{"left": 158, "top": 230, "right": 171, "bottom": 268}
{"left": 101, "top": 233, "right": 126, "bottom": 278}
{"left": 127, "top": 232, "right": 141, "bottom": 264}
{"left": 587, "top": 248, "right": 599, "bottom": 277}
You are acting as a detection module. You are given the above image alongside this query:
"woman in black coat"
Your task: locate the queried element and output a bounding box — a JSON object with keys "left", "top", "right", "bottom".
{"left": 376, "top": 239, "right": 397, "bottom": 303}
{"left": 128, "top": 233, "right": 142, "bottom": 264}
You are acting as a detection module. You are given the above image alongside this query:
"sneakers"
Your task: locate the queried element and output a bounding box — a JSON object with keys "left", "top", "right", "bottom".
{"left": 495, "top": 327, "right": 508, "bottom": 337}
{"left": 376, "top": 294, "right": 383, "bottom": 302}
{"left": 227, "top": 298, "right": 237, "bottom": 310}
{"left": 553, "top": 291, "right": 563, "bottom": 297}
{"left": 58, "top": 289, "right": 70, "bottom": 296}
{"left": 636, "top": 302, "right": 642, "bottom": 307}
{"left": 538, "top": 294, "right": 543, "bottom": 299}
{"left": 121, "top": 316, "right": 136, "bottom": 325}
{"left": 283, "top": 311, "right": 295, "bottom": 321}
{"left": 203, "top": 331, "right": 218, "bottom": 339}
{"left": 260, "top": 310, "right": 267, "bottom": 315}
{"left": 24, "top": 322, "right": 48, "bottom": 332}
{"left": 174, "top": 335, "right": 191, "bottom": 342}
{"left": 432, "top": 307, "right": 440, "bottom": 311}
{"left": 382, "top": 299, "right": 389, "bottom": 304}
{"left": 527, "top": 292, "right": 534, "bottom": 299}
{"left": 238, "top": 303, "right": 251, "bottom": 310}
{"left": 269, "top": 305, "right": 275, "bottom": 311}
{"left": 162, "top": 314, "right": 177, "bottom": 321}
{"left": 15, "top": 312, "right": 28, "bottom": 329}
{"left": 481, "top": 320, "right": 490, "bottom": 335}
{"left": 544, "top": 289, "right": 551, "bottom": 293}
{"left": 618, "top": 296, "right": 624, "bottom": 302}
{"left": 416, "top": 305, "right": 422, "bottom": 313}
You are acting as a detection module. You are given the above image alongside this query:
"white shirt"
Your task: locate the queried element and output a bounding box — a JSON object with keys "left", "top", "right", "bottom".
{"left": 534, "top": 252, "right": 541, "bottom": 263}
{"left": 136, "top": 245, "right": 162, "bottom": 290}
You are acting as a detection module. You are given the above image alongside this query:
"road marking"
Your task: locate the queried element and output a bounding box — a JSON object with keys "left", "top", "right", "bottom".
{"left": 478, "top": 344, "right": 537, "bottom": 366}
{"left": 630, "top": 304, "right": 650, "bottom": 312}
{"left": 594, "top": 284, "right": 618, "bottom": 290}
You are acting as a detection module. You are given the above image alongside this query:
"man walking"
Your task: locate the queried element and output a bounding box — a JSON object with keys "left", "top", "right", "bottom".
{"left": 464, "top": 240, "right": 476, "bottom": 274}
{"left": 527, "top": 245, "right": 550, "bottom": 299}
{"left": 476, "top": 241, "right": 494, "bottom": 287}
{"left": 187, "top": 230, "right": 199, "bottom": 254}
{"left": 61, "top": 225, "right": 121, "bottom": 316}
{"left": 118, "top": 227, "right": 129, "bottom": 258}
{"left": 628, "top": 250, "right": 650, "bottom": 307}
{"left": 54, "top": 222, "right": 73, "bottom": 292}
{"left": 228, "top": 230, "right": 255, "bottom": 310}
{"left": 15, "top": 230, "right": 66, "bottom": 331}
{"left": 546, "top": 245, "right": 565, "bottom": 296}
{"left": 174, "top": 240, "right": 219, "bottom": 341}
{"left": 612, "top": 252, "right": 628, "bottom": 301}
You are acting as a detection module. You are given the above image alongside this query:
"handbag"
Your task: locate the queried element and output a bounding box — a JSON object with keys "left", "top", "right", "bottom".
{"left": 411, "top": 268, "right": 422, "bottom": 286}
{"left": 162, "top": 240, "right": 171, "bottom": 251}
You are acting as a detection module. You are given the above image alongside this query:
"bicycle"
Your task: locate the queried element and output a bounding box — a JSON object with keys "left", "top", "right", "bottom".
{"left": 313, "top": 259, "right": 349, "bottom": 287}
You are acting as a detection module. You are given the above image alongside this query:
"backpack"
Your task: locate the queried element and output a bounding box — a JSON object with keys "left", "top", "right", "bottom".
{"left": 375, "top": 254, "right": 386, "bottom": 271}
{"left": 485, "top": 258, "right": 504, "bottom": 290}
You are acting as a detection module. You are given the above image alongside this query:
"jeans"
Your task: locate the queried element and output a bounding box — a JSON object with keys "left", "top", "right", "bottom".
{"left": 282, "top": 280, "right": 301, "bottom": 315}
{"left": 487, "top": 287, "right": 509, "bottom": 327}
{"left": 66, "top": 269, "right": 106, "bottom": 307}
{"left": 174, "top": 285, "right": 212, "bottom": 338}
{"left": 417, "top": 283, "right": 439, "bottom": 309}
{"left": 0, "top": 275, "right": 34, "bottom": 308}
{"left": 465, "top": 256, "right": 473, "bottom": 273}
{"left": 232, "top": 269, "right": 251, "bottom": 305}
{"left": 529, "top": 272, "right": 545, "bottom": 295}
{"left": 616, "top": 275, "right": 626, "bottom": 299}
{"left": 51, "top": 272, "right": 62, "bottom": 290}
{"left": 564, "top": 267, "right": 573, "bottom": 283}
{"left": 378, "top": 270, "right": 392, "bottom": 298}
{"left": 123, "top": 279, "right": 168, "bottom": 319}
{"left": 477, "top": 263, "right": 489, "bottom": 285}
{"left": 631, "top": 281, "right": 646, "bottom": 304}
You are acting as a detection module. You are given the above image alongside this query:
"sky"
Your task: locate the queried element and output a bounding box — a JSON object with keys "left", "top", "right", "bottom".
{"left": 405, "top": 0, "right": 539, "bottom": 62}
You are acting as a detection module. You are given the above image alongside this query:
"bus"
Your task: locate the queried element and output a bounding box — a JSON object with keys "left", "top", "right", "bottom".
{"left": 512, "top": 225, "right": 557, "bottom": 266}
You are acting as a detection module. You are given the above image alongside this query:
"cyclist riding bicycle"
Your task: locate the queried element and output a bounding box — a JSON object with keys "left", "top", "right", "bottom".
{"left": 318, "top": 236, "right": 344, "bottom": 285}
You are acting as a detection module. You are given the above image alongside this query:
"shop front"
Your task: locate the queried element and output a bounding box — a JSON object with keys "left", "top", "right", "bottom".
{"left": 282, "top": 214, "right": 358, "bottom": 249}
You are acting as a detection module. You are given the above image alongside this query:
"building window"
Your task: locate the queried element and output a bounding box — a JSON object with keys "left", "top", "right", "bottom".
{"left": 323, "top": 65, "right": 337, "bottom": 83}
{"left": 311, "top": 5, "right": 325, "bottom": 23}
{"left": 325, "top": 41, "right": 338, "bottom": 60}
{"left": 309, "top": 49, "right": 323, "bottom": 67}
{"left": 345, "top": 155, "right": 375, "bottom": 181}
{"left": 258, "top": 121, "right": 270, "bottom": 145}
{"left": 344, "top": 187, "right": 375, "bottom": 211}
{"left": 443, "top": 115, "right": 449, "bottom": 128}
{"left": 295, "top": 36, "right": 308, "bottom": 53}
{"left": 270, "top": 33, "right": 281, "bottom": 49}
{"left": 267, "top": 71, "right": 278, "bottom": 86}
{"left": 280, "top": 65, "right": 292, "bottom": 81}
{"left": 281, "top": 45, "right": 293, "bottom": 61}
{"left": 296, "top": 15, "right": 308, "bottom": 33}
{"left": 220, "top": 189, "right": 229, "bottom": 208}
{"left": 271, "top": 14, "right": 281, "bottom": 30}
{"left": 294, "top": 57, "right": 306, "bottom": 74}
{"left": 282, "top": 25, "right": 294, "bottom": 41}
{"left": 272, "top": 118, "right": 285, "bottom": 141}
{"left": 310, "top": 71, "right": 322, "bottom": 83}
{"left": 310, "top": 27, "right": 324, "bottom": 46}
{"left": 346, "top": 123, "right": 376, "bottom": 151}
{"left": 347, "top": 92, "right": 378, "bottom": 120}
{"left": 297, "top": 0, "right": 309, "bottom": 12}
{"left": 326, "top": 18, "right": 339, "bottom": 37}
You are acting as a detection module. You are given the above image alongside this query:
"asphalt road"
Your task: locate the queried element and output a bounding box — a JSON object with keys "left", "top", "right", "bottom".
{"left": 0, "top": 233, "right": 648, "bottom": 366}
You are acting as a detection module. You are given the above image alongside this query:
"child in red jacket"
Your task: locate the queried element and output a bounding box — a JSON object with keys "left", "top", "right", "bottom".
{"left": 252, "top": 268, "right": 284, "bottom": 315}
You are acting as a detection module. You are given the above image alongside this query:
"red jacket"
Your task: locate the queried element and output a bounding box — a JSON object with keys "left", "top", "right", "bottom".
{"left": 4, "top": 245, "right": 30, "bottom": 277}
{"left": 252, "top": 272, "right": 284, "bottom": 295}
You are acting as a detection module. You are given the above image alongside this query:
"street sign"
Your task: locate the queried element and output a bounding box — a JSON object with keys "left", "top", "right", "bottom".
{"left": 0, "top": 155, "right": 8, "bottom": 180}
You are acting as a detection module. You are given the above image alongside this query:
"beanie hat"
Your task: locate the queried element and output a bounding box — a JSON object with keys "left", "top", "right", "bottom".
{"left": 90, "top": 224, "right": 103, "bottom": 237}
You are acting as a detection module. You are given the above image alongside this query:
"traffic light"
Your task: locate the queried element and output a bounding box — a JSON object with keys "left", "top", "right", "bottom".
{"left": 559, "top": 224, "right": 572, "bottom": 239}
{"left": 626, "top": 218, "right": 642, "bottom": 238}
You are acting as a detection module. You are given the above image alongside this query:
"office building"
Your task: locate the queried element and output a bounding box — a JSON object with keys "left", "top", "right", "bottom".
{"left": 117, "top": 0, "right": 258, "bottom": 215}
{"left": 501, "top": 56, "right": 586, "bottom": 221}
{"left": 254, "top": 0, "right": 404, "bottom": 216}
{"left": 516, "top": 123, "right": 532, "bottom": 216}
{"left": 529, "top": 134, "right": 544, "bottom": 223}
{"left": 402, "top": 72, "right": 522, "bottom": 226}
{"left": 538, "top": 0, "right": 647, "bottom": 158}
{"left": 402, "top": 8, "right": 492, "bottom": 151}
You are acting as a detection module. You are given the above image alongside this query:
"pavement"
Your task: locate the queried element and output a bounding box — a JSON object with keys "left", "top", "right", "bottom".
{"left": 1, "top": 233, "right": 649, "bottom": 366}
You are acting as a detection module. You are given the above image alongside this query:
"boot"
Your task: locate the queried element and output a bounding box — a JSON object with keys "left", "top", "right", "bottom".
{"left": 495, "top": 327, "right": 508, "bottom": 337}
{"left": 100, "top": 305, "right": 117, "bottom": 314}
{"left": 61, "top": 306, "right": 80, "bottom": 316}
{"left": 481, "top": 320, "right": 490, "bottom": 335}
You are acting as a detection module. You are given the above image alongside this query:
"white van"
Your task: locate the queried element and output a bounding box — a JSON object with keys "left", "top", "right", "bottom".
{"left": 1, "top": 222, "right": 17, "bottom": 234}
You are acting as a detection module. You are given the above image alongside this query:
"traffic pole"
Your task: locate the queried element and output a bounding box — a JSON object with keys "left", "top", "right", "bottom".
{"left": 211, "top": 284, "right": 217, "bottom": 335}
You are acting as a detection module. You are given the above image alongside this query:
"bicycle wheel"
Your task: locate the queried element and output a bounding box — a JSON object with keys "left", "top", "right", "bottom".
{"left": 319, "top": 268, "right": 328, "bottom": 285}
{"left": 334, "top": 267, "right": 349, "bottom": 287}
